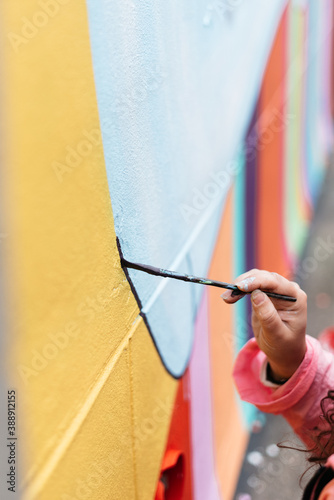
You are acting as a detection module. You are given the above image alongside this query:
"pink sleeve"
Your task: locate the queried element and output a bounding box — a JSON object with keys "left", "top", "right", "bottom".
{"left": 233, "top": 335, "right": 334, "bottom": 448}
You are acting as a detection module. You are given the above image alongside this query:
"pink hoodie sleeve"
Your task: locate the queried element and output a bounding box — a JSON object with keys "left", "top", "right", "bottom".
{"left": 233, "top": 335, "right": 334, "bottom": 449}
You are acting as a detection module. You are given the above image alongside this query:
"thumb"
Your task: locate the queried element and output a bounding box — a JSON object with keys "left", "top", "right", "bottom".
{"left": 251, "top": 290, "right": 282, "bottom": 334}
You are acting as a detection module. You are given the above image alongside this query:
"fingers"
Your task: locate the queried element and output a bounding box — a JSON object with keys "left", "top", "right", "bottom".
{"left": 235, "top": 270, "right": 296, "bottom": 296}
{"left": 222, "top": 269, "right": 307, "bottom": 309}
{"left": 251, "top": 290, "right": 283, "bottom": 334}
{"left": 236, "top": 269, "right": 306, "bottom": 305}
{"left": 221, "top": 289, "right": 245, "bottom": 303}
{"left": 251, "top": 310, "right": 261, "bottom": 337}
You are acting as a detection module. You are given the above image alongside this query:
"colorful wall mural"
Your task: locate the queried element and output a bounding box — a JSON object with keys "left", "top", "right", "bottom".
{"left": 0, "top": 0, "right": 333, "bottom": 499}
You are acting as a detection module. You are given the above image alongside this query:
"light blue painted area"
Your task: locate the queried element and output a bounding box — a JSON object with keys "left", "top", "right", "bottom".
{"left": 86, "top": 0, "right": 287, "bottom": 376}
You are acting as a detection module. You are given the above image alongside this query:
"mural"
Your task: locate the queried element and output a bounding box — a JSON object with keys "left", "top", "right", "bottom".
{"left": 0, "top": 0, "right": 333, "bottom": 499}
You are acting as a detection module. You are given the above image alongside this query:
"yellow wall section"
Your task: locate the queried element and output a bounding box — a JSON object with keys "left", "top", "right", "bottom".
{"left": 1, "top": 2, "right": 176, "bottom": 498}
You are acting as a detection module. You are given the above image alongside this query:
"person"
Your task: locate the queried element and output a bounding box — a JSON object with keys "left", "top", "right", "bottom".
{"left": 222, "top": 269, "right": 334, "bottom": 500}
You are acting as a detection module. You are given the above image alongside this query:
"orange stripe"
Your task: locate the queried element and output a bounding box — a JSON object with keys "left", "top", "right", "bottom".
{"left": 208, "top": 189, "right": 248, "bottom": 500}
{"left": 257, "top": 7, "right": 290, "bottom": 275}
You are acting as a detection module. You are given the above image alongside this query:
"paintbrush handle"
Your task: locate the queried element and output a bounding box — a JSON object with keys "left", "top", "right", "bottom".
{"left": 121, "top": 259, "right": 297, "bottom": 303}
{"left": 121, "top": 258, "right": 234, "bottom": 289}
{"left": 261, "top": 291, "right": 296, "bottom": 302}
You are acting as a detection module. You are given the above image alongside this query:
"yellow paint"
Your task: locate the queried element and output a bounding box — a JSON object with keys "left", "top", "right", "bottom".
{"left": 1, "top": 1, "right": 176, "bottom": 498}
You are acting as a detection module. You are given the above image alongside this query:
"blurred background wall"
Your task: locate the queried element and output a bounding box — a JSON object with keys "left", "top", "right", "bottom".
{"left": 0, "top": 0, "right": 333, "bottom": 499}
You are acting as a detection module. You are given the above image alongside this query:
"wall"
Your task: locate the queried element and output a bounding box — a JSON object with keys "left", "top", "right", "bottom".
{"left": 0, "top": 0, "right": 333, "bottom": 499}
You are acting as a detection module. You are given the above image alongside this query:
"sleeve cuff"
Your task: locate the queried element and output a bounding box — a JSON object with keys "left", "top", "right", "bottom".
{"left": 233, "top": 335, "right": 320, "bottom": 413}
{"left": 260, "top": 360, "right": 283, "bottom": 388}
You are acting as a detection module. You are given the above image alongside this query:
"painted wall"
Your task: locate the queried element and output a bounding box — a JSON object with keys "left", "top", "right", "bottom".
{"left": 0, "top": 0, "right": 332, "bottom": 499}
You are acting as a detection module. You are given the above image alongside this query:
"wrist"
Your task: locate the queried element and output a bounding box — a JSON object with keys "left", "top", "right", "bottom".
{"left": 266, "top": 363, "right": 290, "bottom": 385}
{"left": 267, "top": 354, "right": 306, "bottom": 381}
{"left": 266, "top": 341, "right": 307, "bottom": 381}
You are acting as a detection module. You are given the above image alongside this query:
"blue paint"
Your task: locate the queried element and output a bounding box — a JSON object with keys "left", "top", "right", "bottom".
{"left": 85, "top": 0, "right": 287, "bottom": 376}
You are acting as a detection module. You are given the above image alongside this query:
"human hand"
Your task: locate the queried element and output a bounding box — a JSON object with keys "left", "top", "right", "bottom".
{"left": 222, "top": 269, "right": 307, "bottom": 380}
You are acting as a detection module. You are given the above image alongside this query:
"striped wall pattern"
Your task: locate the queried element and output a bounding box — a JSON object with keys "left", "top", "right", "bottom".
{"left": 0, "top": 0, "right": 333, "bottom": 499}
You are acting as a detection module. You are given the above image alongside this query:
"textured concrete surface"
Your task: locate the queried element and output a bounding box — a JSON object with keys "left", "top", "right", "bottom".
{"left": 234, "top": 158, "right": 334, "bottom": 500}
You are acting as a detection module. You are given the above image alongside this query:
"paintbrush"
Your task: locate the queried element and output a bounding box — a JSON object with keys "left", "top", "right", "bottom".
{"left": 121, "top": 258, "right": 297, "bottom": 302}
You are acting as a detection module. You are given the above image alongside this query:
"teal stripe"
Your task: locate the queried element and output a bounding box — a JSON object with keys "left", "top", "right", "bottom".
{"left": 233, "top": 149, "right": 257, "bottom": 428}
{"left": 233, "top": 149, "right": 247, "bottom": 354}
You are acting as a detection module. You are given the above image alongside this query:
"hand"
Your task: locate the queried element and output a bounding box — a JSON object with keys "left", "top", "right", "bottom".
{"left": 222, "top": 269, "right": 307, "bottom": 380}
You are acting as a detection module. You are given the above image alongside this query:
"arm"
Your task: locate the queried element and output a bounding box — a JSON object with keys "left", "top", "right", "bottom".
{"left": 222, "top": 269, "right": 332, "bottom": 449}
{"left": 233, "top": 335, "right": 334, "bottom": 449}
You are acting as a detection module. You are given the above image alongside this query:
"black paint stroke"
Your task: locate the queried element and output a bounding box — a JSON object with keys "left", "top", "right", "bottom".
{"left": 116, "top": 237, "right": 182, "bottom": 379}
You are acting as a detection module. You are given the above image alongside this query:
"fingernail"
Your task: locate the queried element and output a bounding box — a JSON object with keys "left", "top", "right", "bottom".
{"left": 251, "top": 290, "right": 265, "bottom": 305}
{"left": 221, "top": 291, "right": 232, "bottom": 300}
{"left": 236, "top": 277, "right": 256, "bottom": 291}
